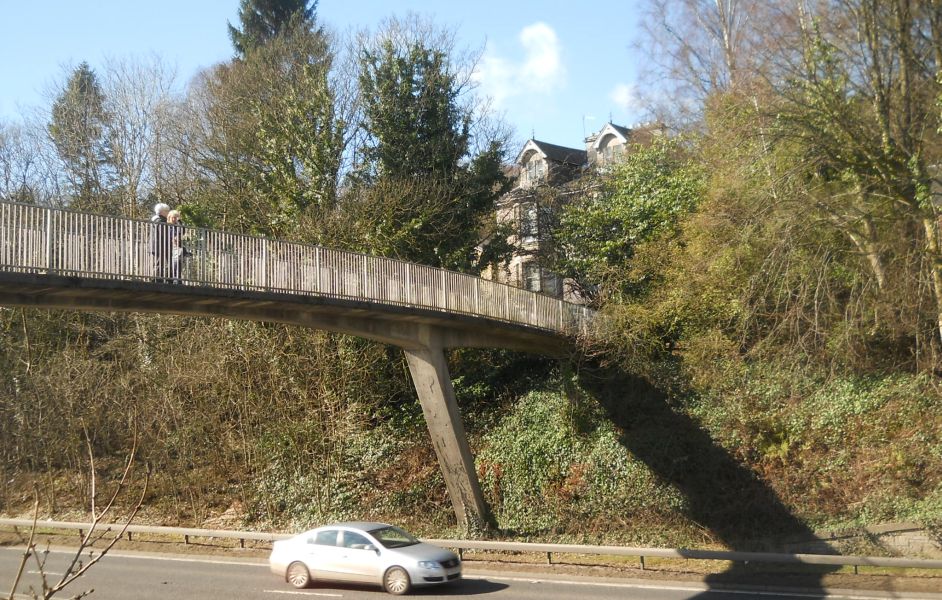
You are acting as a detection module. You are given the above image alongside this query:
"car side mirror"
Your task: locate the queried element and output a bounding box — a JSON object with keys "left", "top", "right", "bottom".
{"left": 365, "top": 544, "right": 378, "bottom": 553}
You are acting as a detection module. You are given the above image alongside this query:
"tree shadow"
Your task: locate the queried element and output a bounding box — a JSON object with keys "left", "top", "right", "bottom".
{"left": 311, "top": 579, "right": 508, "bottom": 596}
{"left": 415, "top": 578, "right": 510, "bottom": 595}
{"left": 575, "top": 362, "right": 838, "bottom": 596}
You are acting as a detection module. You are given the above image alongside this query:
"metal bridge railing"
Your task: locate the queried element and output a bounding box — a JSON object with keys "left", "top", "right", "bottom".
{"left": 0, "top": 201, "right": 591, "bottom": 336}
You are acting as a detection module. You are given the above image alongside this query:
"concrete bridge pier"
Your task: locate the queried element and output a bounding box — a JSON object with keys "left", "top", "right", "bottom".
{"left": 403, "top": 334, "right": 492, "bottom": 535}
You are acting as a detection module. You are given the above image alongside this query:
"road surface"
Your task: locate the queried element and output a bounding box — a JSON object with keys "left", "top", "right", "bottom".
{"left": 2, "top": 547, "right": 940, "bottom": 600}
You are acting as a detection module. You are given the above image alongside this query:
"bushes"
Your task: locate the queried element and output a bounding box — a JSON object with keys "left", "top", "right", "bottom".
{"left": 686, "top": 360, "right": 942, "bottom": 530}
{"left": 4, "top": 301, "right": 940, "bottom": 544}
{"left": 477, "top": 389, "right": 689, "bottom": 542}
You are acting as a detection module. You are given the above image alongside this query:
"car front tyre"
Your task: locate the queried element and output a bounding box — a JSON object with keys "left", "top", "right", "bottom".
{"left": 286, "top": 562, "right": 311, "bottom": 589}
{"left": 383, "top": 566, "right": 411, "bottom": 595}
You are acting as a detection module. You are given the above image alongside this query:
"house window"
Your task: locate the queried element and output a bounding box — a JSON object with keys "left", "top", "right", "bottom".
{"left": 523, "top": 261, "right": 541, "bottom": 292}
{"left": 524, "top": 158, "right": 546, "bottom": 185}
{"left": 598, "top": 135, "right": 624, "bottom": 166}
{"left": 602, "top": 144, "right": 614, "bottom": 163}
{"left": 519, "top": 203, "right": 538, "bottom": 242}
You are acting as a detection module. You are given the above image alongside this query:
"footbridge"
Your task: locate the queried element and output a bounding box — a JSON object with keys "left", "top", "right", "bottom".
{"left": 0, "top": 201, "right": 592, "bottom": 532}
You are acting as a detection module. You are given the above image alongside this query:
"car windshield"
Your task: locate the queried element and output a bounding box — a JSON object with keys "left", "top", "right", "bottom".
{"left": 368, "top": 526, "right": 420, "bottom": 549}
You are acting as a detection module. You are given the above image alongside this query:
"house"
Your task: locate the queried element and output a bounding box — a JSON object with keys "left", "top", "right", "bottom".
{"left": 483, "top": 122, "right": 664, "bottom": 300}
{"left": 516, "top": 139, "right": 587, "bottom": 189}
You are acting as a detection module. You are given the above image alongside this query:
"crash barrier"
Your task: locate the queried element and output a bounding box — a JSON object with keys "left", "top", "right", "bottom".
{"left": 2, "top": 519, "right": 941, "bottom": 573}
{"left": 0, "top": 201, "right": 591, "bottom": 336}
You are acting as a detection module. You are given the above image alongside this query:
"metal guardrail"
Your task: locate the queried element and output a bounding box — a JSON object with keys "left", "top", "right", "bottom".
{"left": 2, "top": 519, "right": 941, "bottom": 572}
{"left": 0, "top": 201, "right": 591, "bottom": 336}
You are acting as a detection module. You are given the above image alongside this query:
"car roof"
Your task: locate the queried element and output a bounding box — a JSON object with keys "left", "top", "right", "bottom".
{"left": 336, "top": 521, "right": 392, "bottom": 531}
{"left": 310, "top": 521, "right": 393, "bottom": 533}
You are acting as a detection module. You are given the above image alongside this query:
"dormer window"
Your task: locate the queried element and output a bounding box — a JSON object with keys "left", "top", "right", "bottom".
{"left": 523, "top": 157, "right": 546, "bottom": 186}
{"left": 516, "top": 140, "right": 586, "bottom": 188}
{"left": 592, "top": 126, "right": 632, "bottom": 168}
{"left": 602, "top": 144, "right": 614, "bottom": 164}
{"left": 598, "top": 133, "right": 625, "bottom": 166}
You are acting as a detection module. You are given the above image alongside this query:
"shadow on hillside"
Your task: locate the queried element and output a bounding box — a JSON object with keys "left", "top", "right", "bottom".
{"left": 575, "top": 363, "right": 838, "bottom": 596}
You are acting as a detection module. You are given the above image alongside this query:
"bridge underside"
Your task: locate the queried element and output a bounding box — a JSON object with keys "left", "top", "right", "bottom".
{"left": 0, "top": 271, "right": 570, "bottom": 532}
{"left": 0, "top": 272, "right": 567, "bottom": 354}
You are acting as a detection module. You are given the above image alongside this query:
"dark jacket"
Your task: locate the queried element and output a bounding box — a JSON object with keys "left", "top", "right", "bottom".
{"left": 150, "top": 214, "right": 170, "bottom": 256}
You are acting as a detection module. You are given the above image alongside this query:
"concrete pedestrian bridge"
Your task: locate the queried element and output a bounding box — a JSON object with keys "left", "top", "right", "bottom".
{"left": 0, "top": 201, "right": 592, "bottom": 532}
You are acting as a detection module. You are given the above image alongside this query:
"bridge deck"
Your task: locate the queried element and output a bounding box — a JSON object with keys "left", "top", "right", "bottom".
{"left": 0, "top": 202, "right": 589, "bottom": 353}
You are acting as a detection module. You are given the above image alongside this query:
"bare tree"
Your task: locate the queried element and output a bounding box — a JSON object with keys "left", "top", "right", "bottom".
{"left": 641, "top": 0, "right": 942, "bottom": 362}
{"left": 637, "top": 0, "right": 795, "bottom": 123}
{"left": 7, "top": 435, "right": 148, "bottom": 600}
{"left": 0, "top": 117, "right": 66, "bottom": 207}
{"left": 0, "top": 122, "right": 40, "bottom": 203}
{"left": 103, "top": 55, "right": 179, "bottom": 218}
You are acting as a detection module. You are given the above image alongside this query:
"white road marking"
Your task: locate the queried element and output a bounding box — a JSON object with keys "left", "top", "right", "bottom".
{"left": 27, "top": 570, "right": 64, "bottom": 576}
{"left": 0, "top": 546, "right": 267, "bottom": 568}
{"left": 264, "top": 591, "right": 342, "bottom": 597}
{"left": 105, "top": 552, "right": 266, "bottom": 568}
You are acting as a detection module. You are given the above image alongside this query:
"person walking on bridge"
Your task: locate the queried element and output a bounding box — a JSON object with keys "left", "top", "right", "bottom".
{"left": 167, "top": 209, "right": 189, "bottom": 283}
{"left": 150, "top": 203, "right": 171, "bottom": 282}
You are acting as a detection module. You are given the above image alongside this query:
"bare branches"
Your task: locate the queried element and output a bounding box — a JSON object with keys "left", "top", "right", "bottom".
{"left": 6, "top": 498, "right": 39, "bottom": 600}
{"left": 9, "top": 435, "right": 148, "bottom": 600}
{"left": 637, "top": 0, "right": 787, "bottom": 121}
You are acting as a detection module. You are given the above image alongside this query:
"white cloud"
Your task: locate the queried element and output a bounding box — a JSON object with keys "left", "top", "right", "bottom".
{"left": 474, "top": 52, "right": 515, "bottom": 106}
{"left": 473, "top": 22, "right": 565, "bottom": 107}
{"left": 610, "top": 83, "right": 641, "bottom": 112}
{"left": 519, "top": 23, "right": 565, "bottom": 92}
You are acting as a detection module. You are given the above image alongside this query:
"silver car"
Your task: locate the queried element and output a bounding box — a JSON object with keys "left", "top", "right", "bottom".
{"left": 269, "top": 521, "right": 462, "bottom": 595}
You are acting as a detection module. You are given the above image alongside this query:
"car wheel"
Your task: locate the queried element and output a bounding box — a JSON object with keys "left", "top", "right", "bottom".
{"left": 383, "top": 566, "right": 411, "bottom": 595}
{"left": 286, "top": 562, "right": 311, "bottom": 589}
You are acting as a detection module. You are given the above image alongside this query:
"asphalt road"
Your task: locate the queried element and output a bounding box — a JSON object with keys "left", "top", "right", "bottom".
{"left": 2, "top": 547, "right": 940, "bottom": 600}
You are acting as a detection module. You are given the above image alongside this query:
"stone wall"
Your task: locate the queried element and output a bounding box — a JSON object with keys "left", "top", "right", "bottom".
{"left": 782, "top": 523, "right": 942, "bottom": 558}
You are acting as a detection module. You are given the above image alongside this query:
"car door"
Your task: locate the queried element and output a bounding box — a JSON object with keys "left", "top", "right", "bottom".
{"left": 304, "top": 528, "right": 342, "bottom": 580}
{"left": 333, "top": 530, "right": 383, "bottom": 584}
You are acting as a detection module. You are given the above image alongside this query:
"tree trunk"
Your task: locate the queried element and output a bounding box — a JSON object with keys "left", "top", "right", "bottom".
{"left": 923, "top": 217, "right": 942, "bottom": 352}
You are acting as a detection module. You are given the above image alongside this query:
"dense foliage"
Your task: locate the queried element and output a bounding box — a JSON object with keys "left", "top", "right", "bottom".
{"left": 228, "top": 0, "right": 318, "bottom": 57}
{"left": 553, "top": 137, "right": 703, "bottom": 303}
{"left": 346, "top": 19, "right": 511, "bottom": 272}
{"left": 2, "top": 0, "right": 942, "bottom": 550}
{"left": 192, "top": 20, "right": 342, "bottom": 238}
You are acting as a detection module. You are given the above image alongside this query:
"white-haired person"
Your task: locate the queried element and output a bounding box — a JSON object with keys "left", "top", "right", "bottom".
{"left": 150, "top": 203, "right": 171, "bottom": 282}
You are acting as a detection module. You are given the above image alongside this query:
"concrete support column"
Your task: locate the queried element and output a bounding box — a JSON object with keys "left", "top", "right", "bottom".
{"left": 404, "top": 339, "right": 491, "bottom": 535}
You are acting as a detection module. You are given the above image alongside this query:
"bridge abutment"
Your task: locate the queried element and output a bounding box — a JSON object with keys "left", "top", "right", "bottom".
{"left": 403, "top": 336, "right": 492, "bottom": 535}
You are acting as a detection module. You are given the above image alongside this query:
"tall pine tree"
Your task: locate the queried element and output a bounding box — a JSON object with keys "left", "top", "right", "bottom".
{"left": 48, "top": 62, "right": 113, "bottom": 211}
{"left": 228, "top": 0, "right": 317, "bottom": 57}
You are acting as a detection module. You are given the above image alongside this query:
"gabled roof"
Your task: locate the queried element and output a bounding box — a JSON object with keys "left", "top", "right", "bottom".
{"left": 592, "top": 122, "right": 666, "bottom": 150}
{"left": 592, "top": 122, "right": 631, "bottom": 149}
{"left": 516, "top": 139, "right": 587, "bottom": 167}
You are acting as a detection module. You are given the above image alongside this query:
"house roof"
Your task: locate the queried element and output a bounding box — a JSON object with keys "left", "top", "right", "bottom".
{"left": 516, "top": 139, "right": 587, "bottom": 167}
{"left": 609, "top": 123, "right": 633, "bottom": 138}
{"left": 592, "top": 122, "right": 631, "bottom": 150}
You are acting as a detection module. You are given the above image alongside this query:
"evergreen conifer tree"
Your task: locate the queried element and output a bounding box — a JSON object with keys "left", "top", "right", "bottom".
{"left": 228, "top": 0, "right": 317, "bottom": 56}
{"left": 48, "top": 62, "right": 113, "bottom": 210}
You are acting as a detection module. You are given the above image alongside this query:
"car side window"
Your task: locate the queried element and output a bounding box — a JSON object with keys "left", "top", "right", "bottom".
{"left": 341, "top": 531, "right": 372, "bottom": 550}
{"left": 313, "top": 529, "right": 339, "bottom": 546}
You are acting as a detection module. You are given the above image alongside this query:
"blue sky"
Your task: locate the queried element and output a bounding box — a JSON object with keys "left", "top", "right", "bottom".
{"left": 0, "top": 1, "right": 647, "bottom": 151}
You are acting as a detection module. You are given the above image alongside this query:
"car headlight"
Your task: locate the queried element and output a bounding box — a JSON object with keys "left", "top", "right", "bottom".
{"left": 418, "top": 561, "right": 440, "bottom": 569}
